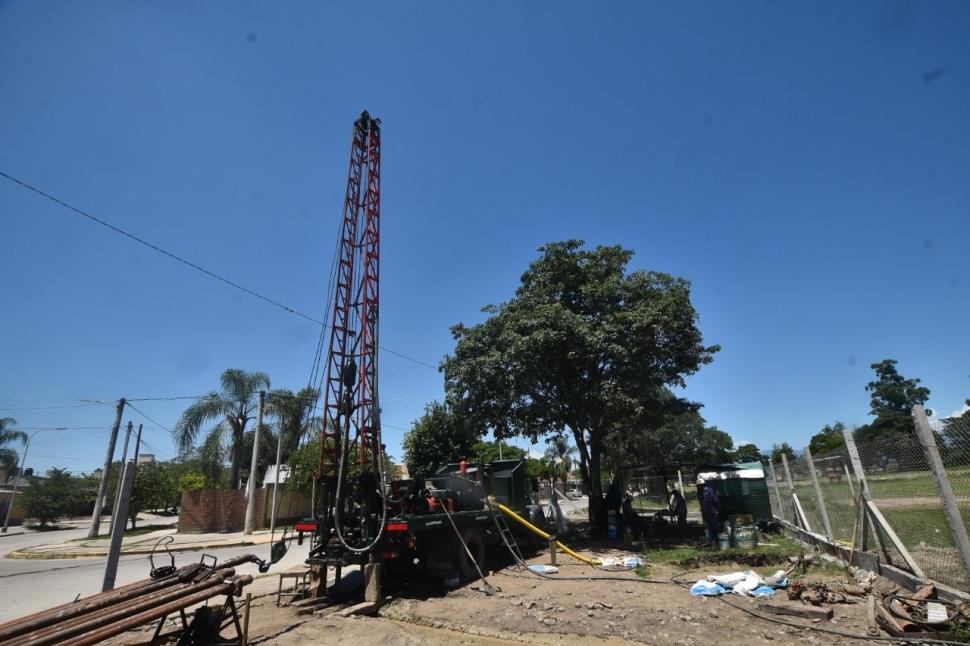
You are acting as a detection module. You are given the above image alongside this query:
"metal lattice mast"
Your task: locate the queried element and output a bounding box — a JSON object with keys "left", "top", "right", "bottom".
{"left": 318, "top": 111, "right": 382, "bottom": 480}
{"left": 357, "top": 117, "right": 381, "bottom": 475}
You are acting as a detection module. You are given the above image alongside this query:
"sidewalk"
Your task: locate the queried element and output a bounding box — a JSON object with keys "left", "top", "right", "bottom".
{"left": 7, "top": 525, "right": 279, "bottom": 560}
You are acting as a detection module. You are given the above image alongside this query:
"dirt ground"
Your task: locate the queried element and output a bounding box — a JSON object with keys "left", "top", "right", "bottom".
{"left": 243, "top": 545, "right": 878, "bottom": 645}
{"left": 104, "top": 533, "right": 888, "bottom": 645}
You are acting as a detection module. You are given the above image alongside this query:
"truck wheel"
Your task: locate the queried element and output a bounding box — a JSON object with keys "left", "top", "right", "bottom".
{"left": 457, "top": 526, "right": 485, "bottom": 582}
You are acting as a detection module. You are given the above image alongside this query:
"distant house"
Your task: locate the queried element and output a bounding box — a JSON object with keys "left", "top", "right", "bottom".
{"left": 136, "top": 454, "right": 156, "bottom": 465}
{"left": 263, "top": 464, "right": 290, "bottom": 486}
{"left": 393, "top": 463, "right": 409, "bottom": 480}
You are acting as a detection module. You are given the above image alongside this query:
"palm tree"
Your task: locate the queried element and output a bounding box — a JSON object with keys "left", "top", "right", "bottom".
{"left": 543, "top": 436, "right": 578, "bottom": 490}
{"left": 0, "top": 417, "right": 27, "bottom": 477}
{"left": 266, "top": 386, "right": 321, "bottom": 460}
{"left": 174, "top": 369, "right": 270, "bottom": 489}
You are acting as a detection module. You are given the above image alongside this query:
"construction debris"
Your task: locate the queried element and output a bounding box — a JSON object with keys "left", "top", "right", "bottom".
{"left": 787, "top": 581, "right": 856, "bottom": 605}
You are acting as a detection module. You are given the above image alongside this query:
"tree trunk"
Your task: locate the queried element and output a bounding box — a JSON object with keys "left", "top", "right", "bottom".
{"left": 571, "top": 426, "right": 607, "bottom": 535}
{"left": 229, "top": 428, "right": 242, "bottom": 489}
{"left": 586, "top": 443, "right": 607, "bottom": 535}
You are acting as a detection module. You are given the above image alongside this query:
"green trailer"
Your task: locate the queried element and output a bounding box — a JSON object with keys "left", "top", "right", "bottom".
{"left": 696, "top": 461, "right": 773, "bottom": 525}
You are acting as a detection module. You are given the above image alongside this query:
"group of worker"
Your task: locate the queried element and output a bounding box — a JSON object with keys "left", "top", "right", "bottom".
{"left": 620, "top": 481, "right": 722, "bottom": 546}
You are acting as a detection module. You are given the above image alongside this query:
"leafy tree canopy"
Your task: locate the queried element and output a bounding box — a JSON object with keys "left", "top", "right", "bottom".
{"left": 809, "top": 422, "right": 846, "bottom": 456}
{"left": 609, "top": 410, "right": 734, "bottom": 470}
{"left": 770, "top": 442, "right": 796, "bottom": 463}
{"left": 266, "top": 386, "right": 320, "bottom": 459}
{"left": 443, "top": 240, "right": 718, "bottom": 532}
{"left": 865, "top": 359, "right": 930, "bottom": 417}
{"left": 174, "top": 368, "right": 270, "bottom": 489}
{"left": 20, "top": 468, "right": 88, "bottom": 527}
{"left": 0, "top": 417, "right": 26, "bottom": 475}
{"left": 732, "top": 443, "right": 763, "bottom": 463}
{"left": 402, "top": 402, "right": 481, "bottom": 479}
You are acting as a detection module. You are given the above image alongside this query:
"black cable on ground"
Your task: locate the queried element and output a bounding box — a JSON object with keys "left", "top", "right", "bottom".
{"left": 483, "top": 500, "right": 966, "bottom": 645}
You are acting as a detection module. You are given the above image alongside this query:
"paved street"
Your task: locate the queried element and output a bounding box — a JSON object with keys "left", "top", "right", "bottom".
{"left": 0, "top": 520, "right": 310, "bottom": 624}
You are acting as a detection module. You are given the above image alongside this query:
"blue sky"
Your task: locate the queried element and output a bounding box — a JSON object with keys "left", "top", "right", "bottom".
{"left": 2, "top": 1, "right": 969, "bottom": 474}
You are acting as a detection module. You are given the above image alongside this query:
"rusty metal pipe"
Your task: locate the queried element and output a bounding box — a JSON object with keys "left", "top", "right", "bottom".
{"left": 16, "top": 569, "right": 236, "bottom": 645}
{"left": 16, "top": 574, "right": 234, "bottom": 646}
{"left": 0, "top": 572, "right": 181, "bottom": 640}
{"left": 0, "top": 570, "right": 198, "bottom": 641}
{"left": 217, "top": 553, "right": 262, "bottom": 569}
{"left": 0, "top": 556, "right": 258, "bottom": 643}
{"left": 66, "top": 576, "right": 253, "bottom": 646}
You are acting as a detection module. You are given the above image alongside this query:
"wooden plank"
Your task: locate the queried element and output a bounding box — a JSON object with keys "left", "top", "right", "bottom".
{"left": 866, "top": 500, "right": 926, "bottom": 578}
{"left": 804, "top": 445, "right": 834, "bottom": 541}
{"left": 757, "top": 602, "right": 833, "bottom": 621}
{"left": 792, "top": 493, "right": 813, "bottom": 533}
{"left": 335, "top": 601, "right": 380, "bottom": 617}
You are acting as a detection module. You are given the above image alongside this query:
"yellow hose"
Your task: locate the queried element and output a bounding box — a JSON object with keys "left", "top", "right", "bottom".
{"left": 496, "top": 503, "right": 601, "bottom": 566}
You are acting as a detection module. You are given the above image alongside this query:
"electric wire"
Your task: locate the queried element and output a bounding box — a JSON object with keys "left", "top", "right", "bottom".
{"left": 0, "top": 169, "right": 436, "bottom": 371}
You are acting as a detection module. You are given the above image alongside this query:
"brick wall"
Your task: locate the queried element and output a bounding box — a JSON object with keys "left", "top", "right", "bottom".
{"left": 178, "top": 488, "right": 312, "bottom": 534}
{"left": 178, "top": 489, "right": 246, "bottom": 533}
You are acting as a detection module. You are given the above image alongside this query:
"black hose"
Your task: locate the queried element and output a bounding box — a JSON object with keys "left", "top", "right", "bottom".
{"left": 485, "top": 502, "right": 967, "bottom": 645}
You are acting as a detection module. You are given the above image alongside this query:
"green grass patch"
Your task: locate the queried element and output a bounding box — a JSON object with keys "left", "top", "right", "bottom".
{"left": 643, "top": 534, "right": 805, "bottom": 568}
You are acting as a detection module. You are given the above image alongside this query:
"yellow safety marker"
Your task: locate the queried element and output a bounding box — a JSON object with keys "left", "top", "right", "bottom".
{"left": 496, "top": 503, "right": 601, "bottom": 566}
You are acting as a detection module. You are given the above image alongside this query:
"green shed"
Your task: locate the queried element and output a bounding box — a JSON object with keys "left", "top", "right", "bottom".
{"left": 695, "top": 461, "right": 773, "bottom": 525}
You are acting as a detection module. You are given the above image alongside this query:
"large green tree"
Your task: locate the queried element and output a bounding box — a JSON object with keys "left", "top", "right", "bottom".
{"left": 443, "top": 241, "right": 718, "bottom": 532}
{"left": 732, "top": 443, "right": 763, "bottom": 463}
{"left": 20, "top": 468, "right": 86, "bottom": 527}
{"left": 0, "top": 417, "right": 26, "bottom": 475}
{"left": 855, "top": 360, "right": 930, "bottom": 443}
{"left": 174, "top": 368, "right": 270, "bottom": 489}
{"left": 610, "top": 410, "right": 734, "bottom": 470}
{"left": 770, "top": 442, "right": 796, "bottom": 463}
{"left": 402, "top": 402, "right": 481, "bottom": 478}
{"left": 809, "top": 421, "right": 846, "bottom": 456}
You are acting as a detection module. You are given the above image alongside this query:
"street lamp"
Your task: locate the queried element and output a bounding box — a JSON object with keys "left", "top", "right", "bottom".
{"left": 2, "top": 428, "right": 66, "bottom": 533}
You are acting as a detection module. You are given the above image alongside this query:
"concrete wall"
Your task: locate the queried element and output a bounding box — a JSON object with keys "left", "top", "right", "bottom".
{"left": 178, "top": 487, "right": 312, "bottom": 533}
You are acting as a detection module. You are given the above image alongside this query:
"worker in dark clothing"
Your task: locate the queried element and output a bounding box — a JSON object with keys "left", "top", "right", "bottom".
{"left": 699, "top": 484, "right": 721, "bottom": 545}
{"left": 668, "top": 485, "right": 688, "bottom": 532}
{"left": 621, "top": 494, "right": 642, "bottom": 540}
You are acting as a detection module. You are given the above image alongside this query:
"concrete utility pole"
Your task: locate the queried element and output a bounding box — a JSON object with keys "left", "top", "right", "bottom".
{"left": 244, "top": 391, "right": 266, "bottom": 535}
{"left": 109, "top": 421, "right": 134, "bottom": 534}
{"left": 102, "top": 460, "right": 135, "bottom": 591}
{"left": 132, "top": 424, "right": 143, "bottom": 464}
{"left": 269, "top": 418, "right": 284, "bottom": 537}
{"left": 89, "top": 398, "right": 126, "bottom": 538}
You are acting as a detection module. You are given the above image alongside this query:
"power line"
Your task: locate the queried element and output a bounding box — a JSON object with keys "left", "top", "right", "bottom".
{"left": 124, "top": 401, "right": 171, "bottom": 433}
{"left": 1, "top": 170, "right": 436, "bottom": 370}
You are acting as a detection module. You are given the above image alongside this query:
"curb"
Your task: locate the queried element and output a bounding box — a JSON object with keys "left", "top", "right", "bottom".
{"left": 6, "top": 538, "right": 270, "bottom": 560}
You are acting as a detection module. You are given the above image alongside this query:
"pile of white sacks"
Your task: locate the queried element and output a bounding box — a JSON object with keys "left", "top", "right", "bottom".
{"left": 689, "top": 569, "right": 788, "bottom": 598}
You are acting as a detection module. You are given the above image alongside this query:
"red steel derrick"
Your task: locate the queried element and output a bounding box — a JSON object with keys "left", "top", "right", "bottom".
{"left": 318, "top": 111, "right": 382, "bottom": 482}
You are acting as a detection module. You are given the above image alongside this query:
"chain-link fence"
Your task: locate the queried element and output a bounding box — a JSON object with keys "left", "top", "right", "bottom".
{"left": 768, "top": 409, "right": 970, "bottom": 592}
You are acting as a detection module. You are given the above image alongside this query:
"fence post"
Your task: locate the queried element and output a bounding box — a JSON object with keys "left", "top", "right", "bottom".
{"left": 804, "top": 446, "right": 834, "bottom": 541}
{"left": 843, "top": 428, "right": 925, "bottom": 576}
{"left": 767, "top": 461, "right": 785, "bottom": 520}
{"left": 781, "top": 454, "right": 811, "bottom": 532}
{"left": 912, "top": 404, "right": 970, "bottom": 585}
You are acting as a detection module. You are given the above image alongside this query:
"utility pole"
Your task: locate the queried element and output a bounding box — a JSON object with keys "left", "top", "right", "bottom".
{"left": 89, "top": 398, "right": 125, "bottom": 538}
{"left": 243, "top": 391, "right": 266, "bottom": 535}
{"left": 132, "top": 424, "right": 143, "bottom": 464}
{"left": 269, "top": 417, "right": 284, "bottom": 537}
{"left": 102, "top": 460, "right": 135, "bottom": 591}
{"left": 109, "top": 421, "right": 133, "bottom": 534}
